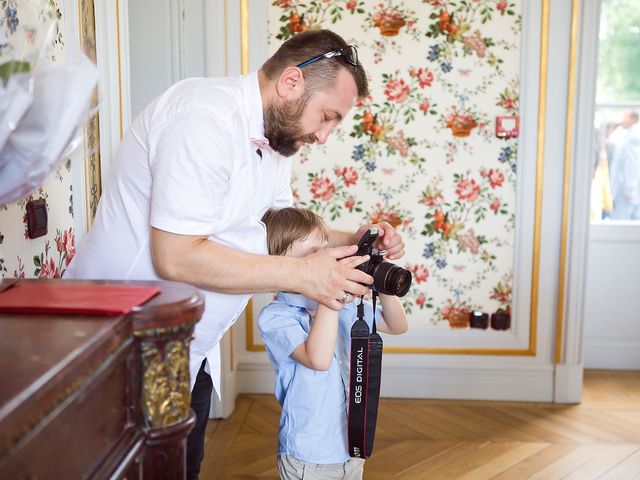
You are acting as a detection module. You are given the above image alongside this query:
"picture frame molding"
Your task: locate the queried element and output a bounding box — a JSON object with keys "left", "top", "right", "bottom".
{"left": 243, "top": 0, "right": 555, "bottom": 357}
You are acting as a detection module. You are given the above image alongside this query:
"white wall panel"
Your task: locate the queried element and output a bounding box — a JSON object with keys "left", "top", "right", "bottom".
{"left": 584, "top": 224, "right": 640, "bottom": 369}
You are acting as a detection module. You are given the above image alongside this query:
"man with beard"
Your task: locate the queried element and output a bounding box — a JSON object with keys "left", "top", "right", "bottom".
{"left": 66, "top": 30, "right": 405, "bottom": 479}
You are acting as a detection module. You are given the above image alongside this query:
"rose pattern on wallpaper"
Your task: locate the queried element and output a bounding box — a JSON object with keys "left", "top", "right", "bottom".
{"left": 269, "top": 0, "right": 521, "bottom": 330}
{"left": 350, "top": 68, "right": 438, "bottom": 174}
{"left": 0, "top": 1, "right": 77, "bottom": 281}
{"left": 32, "top": 227, "right": 75, "bottom": 278}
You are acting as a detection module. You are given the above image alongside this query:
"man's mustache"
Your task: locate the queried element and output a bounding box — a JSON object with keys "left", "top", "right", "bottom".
{"left": 299, "top": 134, "right": 317, "bottom": 145}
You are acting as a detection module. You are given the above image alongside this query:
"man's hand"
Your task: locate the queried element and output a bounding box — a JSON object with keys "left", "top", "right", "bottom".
{"left": 299, "top": 245, "right": 372, "bottom": 311}
{"left": 354, "top": 221, "right": 405, "bottom": 260}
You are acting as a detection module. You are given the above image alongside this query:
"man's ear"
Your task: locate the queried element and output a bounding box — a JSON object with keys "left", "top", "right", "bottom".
{"left": 275, "top": 66, "right": 306, "bottom": 101}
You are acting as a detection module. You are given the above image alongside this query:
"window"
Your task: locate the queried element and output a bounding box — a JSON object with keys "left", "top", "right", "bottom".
{"left": 590, "top": 0, "right": 640, "bottom": 221}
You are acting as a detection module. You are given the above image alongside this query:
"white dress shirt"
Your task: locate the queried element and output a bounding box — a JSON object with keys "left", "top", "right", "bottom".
{"left": 66, "top": 72, "right": 293, "bottom": 394}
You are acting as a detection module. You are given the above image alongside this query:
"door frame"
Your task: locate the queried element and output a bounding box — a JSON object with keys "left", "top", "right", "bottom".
{"left": 554, "top": 0, "right": 601, "bottom": 402}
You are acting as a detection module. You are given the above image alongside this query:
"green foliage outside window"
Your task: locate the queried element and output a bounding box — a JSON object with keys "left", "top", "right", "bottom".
{"left": 597, "top": 0, "right": 640, "bottom": 102}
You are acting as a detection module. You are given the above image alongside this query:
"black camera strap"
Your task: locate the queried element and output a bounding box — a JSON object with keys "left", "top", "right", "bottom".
{"left": 347, "top": 292, "right": 383, "bottom": 459}
{"left": 365, "top": 292, "right": 383, "bottom": 457}
{"left": 347, "top": 301, "right": 369, "bottom": 459}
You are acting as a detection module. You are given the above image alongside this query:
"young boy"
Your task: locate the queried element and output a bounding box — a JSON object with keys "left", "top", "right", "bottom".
{"left": 258, "top": 207, "right": 408, "bottom": 480}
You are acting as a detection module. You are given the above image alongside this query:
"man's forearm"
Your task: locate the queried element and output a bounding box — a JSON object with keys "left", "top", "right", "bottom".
{"left": 152, "top": 229, "right": 301, "bottom": 294}
{"left": 151, "top": 227, "right": 371, "bottom": 309}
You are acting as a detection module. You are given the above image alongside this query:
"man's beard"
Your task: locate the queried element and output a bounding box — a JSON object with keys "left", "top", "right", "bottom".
{"left": 264, "top": 96, "right": 317, "bottom": 157}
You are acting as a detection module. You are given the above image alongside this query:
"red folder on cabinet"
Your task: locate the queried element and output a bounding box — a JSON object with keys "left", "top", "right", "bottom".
{"left": 0, "top": 282, "right": 161, "bottom": 315}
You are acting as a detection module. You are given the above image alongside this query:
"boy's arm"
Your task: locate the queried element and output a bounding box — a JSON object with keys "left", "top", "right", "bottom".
{"left": 376, "top": 294, "right": 409, "bottom": 335}
{"left": 290, "top": 304, "right": 340, "bottom": 371}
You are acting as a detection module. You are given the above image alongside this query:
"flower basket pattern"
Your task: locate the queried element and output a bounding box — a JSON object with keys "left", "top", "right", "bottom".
{"left": 274, "top": 0, "right": 366, "bottom": 40}
{"left": 276, "top": 0, "right": 523, "bottom": 334}
{"left": 374, "top": 13, "right": 405, "bottom": 36}
{"left": 442, "top": 302, "right": 470, "bottom": 328}
{"left": 445, "top": 107, "right": 479, "bottom": 137}
{"left": 369, "top": 3, "right": 414, "bottom": 36}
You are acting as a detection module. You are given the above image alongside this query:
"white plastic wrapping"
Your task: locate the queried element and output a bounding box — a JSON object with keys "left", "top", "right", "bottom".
{"left": 0, "top": 0, "right": 97, "bottom": 204}
{"left": 0, "top": 74, "right": 32, "bottom": 156}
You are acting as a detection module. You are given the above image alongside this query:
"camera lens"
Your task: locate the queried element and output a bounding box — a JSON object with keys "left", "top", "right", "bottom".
{"left": 371, "top": 261, "right": 412, "bottom": 297}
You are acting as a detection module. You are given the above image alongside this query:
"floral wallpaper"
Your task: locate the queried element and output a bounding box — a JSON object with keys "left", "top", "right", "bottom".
{"left": 269, "top": 0, "right": 521, "bottom": 333}
{"left": 0, "top": 0, "right": 77, "bottom": 280}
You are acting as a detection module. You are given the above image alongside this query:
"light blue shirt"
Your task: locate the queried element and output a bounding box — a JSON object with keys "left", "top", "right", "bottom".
{"left": 610, "top": 124, "right": 640, "bottom": 219}
{"left": 257, "top": 292, "right": 381, "bottom": 464}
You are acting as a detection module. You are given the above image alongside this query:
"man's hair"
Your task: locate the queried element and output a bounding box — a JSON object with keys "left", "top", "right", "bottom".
{"left": 631, "top": 111, "right": 639, "bottom": 123}
{"left": 262, "top": 30, "right": 369, "bottom": 98}
{"left": 262, "top": 207, "right": 329, "bottom": 256}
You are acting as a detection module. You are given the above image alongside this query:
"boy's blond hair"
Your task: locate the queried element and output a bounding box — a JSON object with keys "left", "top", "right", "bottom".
{"left": 262, "top": 207, "right": 329, "bottom": 256}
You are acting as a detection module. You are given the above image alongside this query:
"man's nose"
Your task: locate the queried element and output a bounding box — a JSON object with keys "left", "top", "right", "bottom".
{"left": 315, "top": 125, "right": 333, "bottom": 145}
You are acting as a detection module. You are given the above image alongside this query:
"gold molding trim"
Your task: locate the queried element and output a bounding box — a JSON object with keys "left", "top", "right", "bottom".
{"left": 527, "top": 0, "right": 551, "bottom": 357}
{"left": 246, "top": 303, "right": 263, "bottom": 352}
{"left": 141, "top": 338, "right": 192, "bottom": 428}
{"left": 244, "top": 1, "right": 550, "bottom": 356}
{"left": 555, "top": 0, "right": 580, "bottom": 364}
{"left": 224, "top": 0, "right": 229, "bottom": 75}
{"left": 78, "top": 0, "right": 102, "bottom": 227}
{"left": 240, "top": 0, "right": 249, "bottom": 75}
{"left": 115, "top": 0, "right": 123, "bottom": 140}
{"left": 221, "top": 0, "right": 236, "bottom": 353}
{"left": 79, "top": 0, "right": 124, "bottom": 230}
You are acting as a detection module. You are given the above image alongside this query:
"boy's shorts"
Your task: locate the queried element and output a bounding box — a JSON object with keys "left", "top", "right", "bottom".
{"left": 277, "top": 454, "right": 365, "bottom": 480}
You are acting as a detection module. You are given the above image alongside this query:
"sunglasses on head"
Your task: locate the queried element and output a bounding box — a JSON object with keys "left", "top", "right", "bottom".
{"left": 296, "top": 45, "right": 359, "bottom": 69}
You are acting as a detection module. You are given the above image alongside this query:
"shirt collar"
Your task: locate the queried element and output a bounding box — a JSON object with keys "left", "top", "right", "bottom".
{"left": 276, "top": 292, "right": 318, "bottom": 311}
{"left": 239, "top": 71, "right": 266, "bottom": 141}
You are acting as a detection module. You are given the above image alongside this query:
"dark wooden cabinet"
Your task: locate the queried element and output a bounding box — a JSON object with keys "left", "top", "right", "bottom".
{"left": 0, "top": 280, "right": 204, "bottom": 479}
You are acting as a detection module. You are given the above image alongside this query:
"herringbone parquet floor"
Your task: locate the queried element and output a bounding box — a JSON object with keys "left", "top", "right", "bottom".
{"left": 200, "top": 370, "right": 640, "bottom": 479}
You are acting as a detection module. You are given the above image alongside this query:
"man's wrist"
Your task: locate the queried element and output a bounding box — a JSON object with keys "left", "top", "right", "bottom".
{"left": 276, "top": 255, "right": 305, "bottom": 294}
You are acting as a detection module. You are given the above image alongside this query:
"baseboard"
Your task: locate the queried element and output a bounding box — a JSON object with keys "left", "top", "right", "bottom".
{"left": 584, "top": 338, "right": 640, "bottom": 370}
{"left": 236, "top": 362, "right": 275, "bottom": 394}
{"left": 378, "top": 364, "right": 554, "bottom": 402}
{"left": 554, "top": 364, "right": 583, "bottom": 404}
{"left": 236, "top": 360, "right": 555, "bottom": 402}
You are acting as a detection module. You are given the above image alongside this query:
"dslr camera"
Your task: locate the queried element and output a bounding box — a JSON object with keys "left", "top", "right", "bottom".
{"left": 354, "top": 227, "right": 412, "bottom": 297}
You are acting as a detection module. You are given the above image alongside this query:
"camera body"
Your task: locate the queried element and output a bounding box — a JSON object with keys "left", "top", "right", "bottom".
{"left": 355, "top": 228, "right": 412, "bottom": 297}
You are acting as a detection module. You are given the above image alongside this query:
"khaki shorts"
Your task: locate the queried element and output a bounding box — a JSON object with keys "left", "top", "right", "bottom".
{"left": 277, "top": 454, "right": 365, "bottom": 480}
